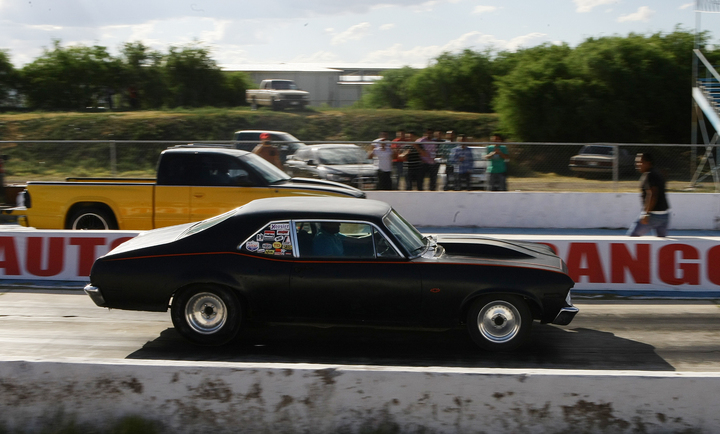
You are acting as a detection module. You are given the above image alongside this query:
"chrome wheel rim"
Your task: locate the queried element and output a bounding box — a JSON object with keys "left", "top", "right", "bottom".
{"left": 73, "top": 213, "right": 109, "bottom": 230}
{"left": 185, "top": 292, "right": 227, "bottom": 335}
{"left": 477, "top": 300, "right": 521, "bottom": 343}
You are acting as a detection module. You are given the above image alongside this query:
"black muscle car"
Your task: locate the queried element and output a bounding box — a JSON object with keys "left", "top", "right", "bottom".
{"left": 85, "top": 197, "right": 577, "bottom": 351}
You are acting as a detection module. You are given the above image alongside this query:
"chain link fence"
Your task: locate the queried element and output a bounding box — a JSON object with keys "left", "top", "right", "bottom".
{"left": 0, "top": 140, "right": 716, "bottom": 193}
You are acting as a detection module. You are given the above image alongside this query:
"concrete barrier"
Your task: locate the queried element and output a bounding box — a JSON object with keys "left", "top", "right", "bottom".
{"left": 367, "top": 191, "right": 720, "bottom": 230}
{"left": 0, "top": 359, "right": 718, "bottom": 433}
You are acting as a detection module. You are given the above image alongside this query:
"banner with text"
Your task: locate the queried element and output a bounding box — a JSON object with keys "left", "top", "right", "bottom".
{"left": 1, "top": 231, "right": 719, "bottom": 292}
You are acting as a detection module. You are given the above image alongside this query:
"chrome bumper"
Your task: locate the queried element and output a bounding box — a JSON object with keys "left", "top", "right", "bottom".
{"left": 84, "top": 284, "right": 106, "bottom": 307}
{"left": 552, "top": 306, "right": 579, "bottom": 326}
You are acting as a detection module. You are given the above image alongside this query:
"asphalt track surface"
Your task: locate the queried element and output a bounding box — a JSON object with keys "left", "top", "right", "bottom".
{"left": 1, "top": 288, "right": 719, "bottom": 372}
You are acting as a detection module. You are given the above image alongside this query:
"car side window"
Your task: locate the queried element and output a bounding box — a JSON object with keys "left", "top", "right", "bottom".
{"left": 373, "top": 227, "right": 401, "bottom": 258}
{"left": 296, "top": 221, "right": 379, "bottom": 259}
{"left": 241, "top": 222, "right": 294, "bottom": 257}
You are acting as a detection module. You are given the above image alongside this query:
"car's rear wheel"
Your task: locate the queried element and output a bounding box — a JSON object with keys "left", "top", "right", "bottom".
{"left": 171, "top": 285, "right": 242, "bottom": 345}
{"left": 68, "top": 207, "right": 117, "bottom": 230}
{"left": 466, "top": 294, "right": 532, "bottom": 351}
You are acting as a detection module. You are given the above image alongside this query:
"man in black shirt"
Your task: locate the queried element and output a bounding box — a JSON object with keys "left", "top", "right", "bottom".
{"left": 627, "top": 152, "right": 670, "bottom": 237}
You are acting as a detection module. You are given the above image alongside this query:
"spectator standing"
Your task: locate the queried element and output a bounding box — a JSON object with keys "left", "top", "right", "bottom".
{"left": 391, "top": 130, "right": 407, "bottom": 190}
{"left": 368, "top": 138, "right": 395, "bottom": 190}
{"left": 372, "top": 131, "right": 389, "bottom": 148}
{"left": 450, "top": 135, "right": 474, "bottom": 190}
{"left": 417, "top": 128, "right": 437, "bottom": 190}
{"left": 627, "top": 152, "right": 670, "bottom": 237}
{"left": 443, "top": 130, "right": 456, "bottom": 191}
{"left": 485, "top": 133, "right": 509, "bottom": 191}
{"left": 252, "top": 133, "right": 283, "bottom": 170}
{"left": 400, "top": 131, "right": 426, "bottom": 190}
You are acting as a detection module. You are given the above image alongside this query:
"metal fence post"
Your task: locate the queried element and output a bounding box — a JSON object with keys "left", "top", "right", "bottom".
{"left": 110, "top": 141, "right": 117, "bottom": 176}
{"left": 612, "top": 144, "right": 619, "bottom": 192}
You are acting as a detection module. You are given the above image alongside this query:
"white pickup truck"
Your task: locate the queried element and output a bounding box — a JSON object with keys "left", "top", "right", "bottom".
{"left": 246, "top": 79, "right": 310, "bottom": 110}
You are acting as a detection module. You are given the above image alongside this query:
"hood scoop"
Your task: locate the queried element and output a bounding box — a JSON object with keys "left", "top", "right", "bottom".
{"left": 441, "top": 242, "right": 533, "bottom": 259}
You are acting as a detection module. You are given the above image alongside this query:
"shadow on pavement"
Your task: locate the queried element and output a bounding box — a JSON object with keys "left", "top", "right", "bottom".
{"left": 127, "top": 323, "right": 674, "bottom": 371}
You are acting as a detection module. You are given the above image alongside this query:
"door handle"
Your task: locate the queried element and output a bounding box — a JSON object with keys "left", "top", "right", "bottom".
{"left": 193, "top": 193, "right": 205, "bottom": 198}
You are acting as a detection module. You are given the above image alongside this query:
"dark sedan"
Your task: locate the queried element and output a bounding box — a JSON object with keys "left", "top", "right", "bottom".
{"left": 569, "top": 145, "right": 635, "bottom": 175}
{"left": 85, "top": 197, "right": 577, "bottom": 351}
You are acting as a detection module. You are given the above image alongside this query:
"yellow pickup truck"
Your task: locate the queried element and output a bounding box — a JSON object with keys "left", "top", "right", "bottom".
{"left": 11, "top": 146, "right": 365, "bottom": 230}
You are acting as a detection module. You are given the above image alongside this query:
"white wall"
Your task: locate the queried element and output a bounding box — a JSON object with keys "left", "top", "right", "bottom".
{"left": 1, "top": 359, "right": 718, "bottom": 434}
{"left": 367, "top": 191, "right": 720, "bottom": 230}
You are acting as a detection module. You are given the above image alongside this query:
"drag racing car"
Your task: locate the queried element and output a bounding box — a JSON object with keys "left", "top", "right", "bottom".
{"left": 85, "top": 197, "right": 577, "bottom": 351}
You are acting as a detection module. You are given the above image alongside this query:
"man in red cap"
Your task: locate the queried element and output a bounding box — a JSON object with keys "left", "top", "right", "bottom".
{"left": 252, "top": 132, "right": 282, "bottom": 169}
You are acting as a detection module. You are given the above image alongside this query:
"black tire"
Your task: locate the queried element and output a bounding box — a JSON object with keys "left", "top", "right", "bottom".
{"left": 466, "top": 294, "right": 532, "bottom": 351}
{"left": 68, "top": 207, "right": 117, "bottom": 230}
{"left": 251, "top": 98, "right": 258, "bottom": 110}
{"left": 171, "top": 285, "right": 242, "bottom": 345}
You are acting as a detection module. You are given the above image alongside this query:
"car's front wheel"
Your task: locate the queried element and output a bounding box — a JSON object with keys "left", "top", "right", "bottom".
{"left": 466, "top": 294, "right": 532, "bottom": 351}
{"left": 171, "top": 285, "right": 242, "bottom": 345}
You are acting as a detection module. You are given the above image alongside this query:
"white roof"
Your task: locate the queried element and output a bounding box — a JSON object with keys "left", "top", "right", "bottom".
{"left": 219, "top": 63, "right": 422, "bottom": 73}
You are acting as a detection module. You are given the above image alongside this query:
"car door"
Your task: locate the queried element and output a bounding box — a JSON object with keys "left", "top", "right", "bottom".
{"left": 289, "top": 220, "right": 422, "bottom": 325}
{"left": 236, "top": 220, "right": 294, "bottom": 320}
{"left": 154, "top": 152, "right": 192, "bottom": 228}
{"left": 190, "top": 153, "right": 276, "bottom": 222}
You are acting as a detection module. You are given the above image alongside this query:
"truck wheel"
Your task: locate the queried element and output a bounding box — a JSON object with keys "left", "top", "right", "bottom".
{"left": 271, "top": 99, "right": 281, "bottom": 111}
{"left": 171, "top": 284, "right": 243, "bottom": 345}
{"left": 68, "top": 207, "right": 117, "bottom": 230}
{"left": 466, "top": 294, "right": 532, "bottom": 351}
{"left": 251, "top": 98, "right": 258, "bottom": 110}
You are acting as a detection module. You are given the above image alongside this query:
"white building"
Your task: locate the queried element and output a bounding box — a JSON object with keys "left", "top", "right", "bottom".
{"left": 220, "top": 64, "right": 400, "bottom": 108}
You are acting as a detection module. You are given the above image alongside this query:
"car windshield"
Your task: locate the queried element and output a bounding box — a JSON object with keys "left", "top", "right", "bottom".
{"left": 273, "top": 81, "right": 298, "bottom": 90}
{"left": 383, "top": 210, "right": 426, "bottom": 256}
{"left": 318, "top": 147, "right": 368, "bottom": 165}
{"left": 581, "top": 146, "right": 613, "bottom": 155}
{"left": 241, "top": 153, "right": 291, "bottom": 184}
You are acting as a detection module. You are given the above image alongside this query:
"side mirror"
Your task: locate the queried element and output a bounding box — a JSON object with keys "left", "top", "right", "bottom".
{"left": 307, "top": 159, "right": 315, "bottom": 166}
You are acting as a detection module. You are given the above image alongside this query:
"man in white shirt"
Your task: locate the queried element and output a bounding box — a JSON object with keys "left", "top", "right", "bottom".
{"left": 368, "top": 135, "right": 395, "bottom": 190}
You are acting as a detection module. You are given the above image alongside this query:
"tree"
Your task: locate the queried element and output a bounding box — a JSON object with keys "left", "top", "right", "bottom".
{"left": 356, "top": 66, "right": 418, "bottom": 109}
{"left": 406, "top": 50, "right": 495, "bottom": 112}
{"left": 20, "top": 40, "right": 124, "bottom": 110}
{"left": 164, "top": 43, "right": 228, "bottom": 108}
{"left": 119, "top": 42, "right": 167, "bottom": 109}
{"left": 0, "top": 49, "right": 19, "bottom": 106}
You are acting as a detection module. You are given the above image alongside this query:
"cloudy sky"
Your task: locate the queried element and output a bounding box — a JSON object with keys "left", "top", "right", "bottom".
{"left": 1, "top": 0, "right": 718, "bottom": 68}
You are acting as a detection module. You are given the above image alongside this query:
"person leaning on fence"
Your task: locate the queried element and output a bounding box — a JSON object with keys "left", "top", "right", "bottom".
{"left": 252, "top": 133, "right": 282, "bottom": 170}
{"left": 627, "top": 152, "right": 670, "bottom": 237}
{"left": 485, "top": 133, "right": 509, "bottom": 191}
{"left": 450, "top": 135, "right": 473, "bottom": 190}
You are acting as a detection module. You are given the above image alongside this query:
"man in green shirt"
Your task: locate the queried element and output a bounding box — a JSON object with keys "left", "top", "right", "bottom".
{"left": 485, "top": 134, "right": 509, "bottom": 191}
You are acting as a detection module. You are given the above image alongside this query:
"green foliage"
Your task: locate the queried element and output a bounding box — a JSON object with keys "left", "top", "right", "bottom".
{"left": 406, "top": 50, "right": 495, "bottom": 112}
{"left": 0, "top": 49, "right": 20, "bottom": 106}
{"left": 20, "top": 40, "right": 124, "bottom": 110}
{"left": 493, "top": 29, "right": 715, "bottom": 145}
{"left": 356, "top": 67, "right": 418, "bottom": 109}
{"left": 14, "top": 40, "right": 252, "bottom": 111}
{"left": 164, "top": 43, "right": 227, "bottom": 108}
